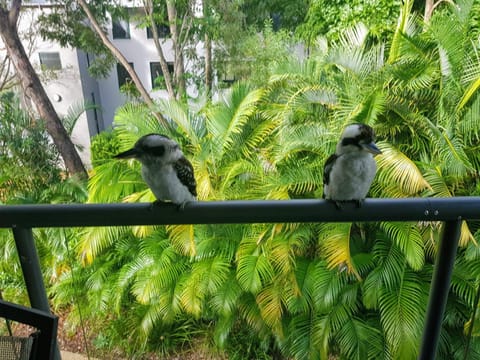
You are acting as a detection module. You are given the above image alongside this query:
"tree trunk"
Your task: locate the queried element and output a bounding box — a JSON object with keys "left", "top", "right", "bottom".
{"left": 0, "top": 1, "right": 87, "bottom": 178}
{"left": 76, "top": 0, "right": 168, "bottom": 126}
{"left": 143, "top": 0, "right": 175, "bottom": 99}
{"left": 204, "top": 32, "right": 212, "bottom": 96}
{"left": 166, "top": 0, "right": 186, "bottom": 100}
{"left": 203, "top": 0, "right": 212, "bottom": 96}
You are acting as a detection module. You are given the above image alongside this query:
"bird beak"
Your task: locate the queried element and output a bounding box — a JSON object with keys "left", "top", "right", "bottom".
{"left": 114, "top": 148, "right": 139, "bottom": 159}
{"left": 362, "top": 142, "right": 382, "bottom": 156}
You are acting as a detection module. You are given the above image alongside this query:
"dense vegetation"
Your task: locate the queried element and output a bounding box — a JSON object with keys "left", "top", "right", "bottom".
{"left": 3, "top": 0, "right": 480, "bottom": 359}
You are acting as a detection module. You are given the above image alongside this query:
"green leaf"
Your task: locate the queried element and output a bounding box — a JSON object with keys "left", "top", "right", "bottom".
{"left": 380, "top": 222, "right": 425, "bottom": 270}
{"left": 236, "top": 253, "right": 274, "bottom": 293}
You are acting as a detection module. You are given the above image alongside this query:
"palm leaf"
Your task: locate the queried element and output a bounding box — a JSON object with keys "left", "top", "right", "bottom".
{"left": 363, "top": 236, "right": 407, "bottom": 309}
{"left": 237, "top": 293, "right": 269, "bottom": 335}
{"left": 335, "top": 318, "right": 379, "bottom": 360}
{"left": 284, "top": 258, "right": 314, "bottom": 314}
{"left": 206, "top": 83, "right": 265, "bottom": 158}
{"left": 210, "top": 271, "right": 243, "bottom": 315}
{"left": 256, "top": 281, "right": 284, "bottom": 333}
{"left": 87, "top": 160, "right": 145, "bottom": 203}
{"left": 458, "top": 94, "right": 480, "bottom": 144}
{"left": 380, "top": 222, "right": 425, "bottom": 270}
{"left": 285, "top": 314, "right": 322, "bottom": 360}
{"left": 156, "top": 99, "right": 201, "bottom": 146}
{"left": 236, "top": 253, "right": 274, "bottom": 294}
{"left": 378, "top": 269, "right": 427, "bottom": 359}
{"left": 166, "top": 224, "right": 196, "bottom": 257}
{"left": 318, "top": 223, "right": 360, "bottom": 279}
{"left": 338, "top": 22, "right": 369, "bottom": 49}
{"left": 236, "top": 235, "right": 275, "bottom": 293}
{"left": 213, "top": 313, "right": 236, "bottom": 348}
{"left": 114, "top": 103, "right": 165, "bottom": 137}
{"left": 375, "top": 142, "right": 431, "bottom": 196}
{"left": 388, "top": 0, "right": 416, "bottom": 63}
{"left": 62, "top": 100, "right": 98, "bottom": 136}
{"left": 422, "top": 166, "right": 452, "bottom": 197}
{"left": 179, "top": 257, "right": 231, "bottom": 317}
{"left": 79, "top": 226, "right": 130, "bottom": 263}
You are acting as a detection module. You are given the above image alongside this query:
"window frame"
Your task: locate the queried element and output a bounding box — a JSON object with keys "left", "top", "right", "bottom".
{"left": 112, "top": 18, "right": 130, "bottom": 39}
{"left": 116, "top": 62, "right": 134, "bottom": 89}
{"left": 149, "top": 61, "right": 174, "bottom": 90}
{"left": 38, "top": 52, "right": 62, "bottom": 71}
{"left": 146, "top": 24, "right": 170, "bottom": 39}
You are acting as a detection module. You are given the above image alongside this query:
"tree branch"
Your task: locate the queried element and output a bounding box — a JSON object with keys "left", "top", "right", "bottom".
{"left": 143, "top": 0, "right": 175, "bottom": 99}
{"left": 75, "top": 0, "right": 168, "bottom": 126}
{"left": 8, "top": 0, "right": 22, "bottom": 26}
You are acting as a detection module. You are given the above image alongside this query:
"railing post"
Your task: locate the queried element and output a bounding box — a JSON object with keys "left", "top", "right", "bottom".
{"left": 418, "top": 220, "right": 462, "bottom": 360}
{"left": 12, "top": 227, "right": 60, "bottom": 360}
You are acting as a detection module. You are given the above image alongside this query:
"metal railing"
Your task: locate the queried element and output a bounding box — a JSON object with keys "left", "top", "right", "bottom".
{"left": 1, "top": 197, "right": 479, "bottom": 360}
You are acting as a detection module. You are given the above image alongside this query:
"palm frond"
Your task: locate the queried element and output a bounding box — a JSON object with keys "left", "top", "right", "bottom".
{"left": 87, "top": 160, "right": 145, "bottom": 203}
{"left": 236, "top": 236, "right": 275, "bottom": 293}
{"left": 422, "top": 166, "right": 452, "bottom": 197}
{"left": 237, "top": 293, "right": 269, "bottom": 335}
{"left": 256, "top": 281, "right": 284, "bottom": 333}
{"left": 318, "top": 223, "right": 360, "bottom": 279}
{"left": 62, "top": 100, "right": 98, "bottom": 135}
{"left": 380, "top": 222, "right": 425, "bottom": 270}
{"left": 379, "top": 269, "right": 427, "bottom": 359}
{"left": 285, "top": 313, "right": 322, "bottom": 360}
{"left": 179, "top": 257, "right": 231, "bottom": 316}
{"left": 210, "top": 271, "right": 243, "bottom": 315}
{"left": 113, "top": 103, "right": 165, "bottom": 138}
{"left": 363, "top": 235, "right": 406, "bottom": 309}
{"left": 375, "top": 142, "right": 431, "bottom": 197}
{"left": 79, "top": 226, "right": 130, "bottom": 263}
{"left": 338, "top": 23, "right": 369, "bottom": 48}
{"left": 206, "top": 83, "right": 265, "bottom": 158}
{"left": 284, "top": 258, "right": 313, "bottom": 314}
{"left": 335, "top": 318, "right": 379, "bottom": 360}
{"left": 156, "top": 99, "right": 201, "bottom": 146}
{"left": 458, "top": 94, "right": 480, "bottom": 144}
{"left": 166, "top": 225, "right": 196, "bottom": 257}
{"left": 388, "top": 0, "right": 415, "bottom": 63}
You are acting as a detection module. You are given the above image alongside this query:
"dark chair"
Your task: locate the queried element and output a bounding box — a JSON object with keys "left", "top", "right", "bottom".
{"left": 0, "top": 300, "right": 58, "bottom": 360}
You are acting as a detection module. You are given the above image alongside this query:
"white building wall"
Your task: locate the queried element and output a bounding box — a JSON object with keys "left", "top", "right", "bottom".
{"left": 25, "top": 8, "right": 95, "bottom": 166}
{"left": 97, "top": 15, "right": 174, "bottom": 126}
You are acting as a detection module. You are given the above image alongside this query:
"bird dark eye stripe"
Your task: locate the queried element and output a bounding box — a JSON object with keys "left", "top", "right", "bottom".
{"left": 342, "top": 135, "right": 373, "bottom": 147}
{"left": 342, "top": 137, "right": 361, "bottom": 147}
{"left": 145, "top": 145, "right": 165, "bottom": 156}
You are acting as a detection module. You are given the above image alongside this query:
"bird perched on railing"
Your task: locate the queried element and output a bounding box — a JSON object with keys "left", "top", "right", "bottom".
{"left": 114, "top": 133, "right": 197, "bottom": 208}
{"left": 323, "top": 123, "right": 382, "bottom": 208}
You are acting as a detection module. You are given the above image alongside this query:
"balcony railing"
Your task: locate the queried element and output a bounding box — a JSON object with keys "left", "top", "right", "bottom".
{"left": 1, "top": 197, "right": 479, "bottom": 360}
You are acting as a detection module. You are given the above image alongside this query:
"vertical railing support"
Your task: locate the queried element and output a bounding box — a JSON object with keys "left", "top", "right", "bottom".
{"left": 418, "top": 220, "right": 462, "bottom": 360}
{"left": 12, "top": 227, "right": 60, "bottom": 360}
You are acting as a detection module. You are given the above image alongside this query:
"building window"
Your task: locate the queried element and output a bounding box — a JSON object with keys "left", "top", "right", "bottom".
{"left": 150, "top": 62, "right": 174, "bottom": 89}
{"left": 112, "top": 18, "right": 130, "bottom": 39}
{"left": 146, "top": 24, "right": 170, "bottom": 39}
{"left": 38, "top": 52, "right": 62, "bottom": 71}
{"left": 116, "top": 62, "right": 134, "bottom": 89}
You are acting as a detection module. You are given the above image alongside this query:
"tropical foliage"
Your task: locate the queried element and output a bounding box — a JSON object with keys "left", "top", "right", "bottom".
{"left": 55, "top": 2, "right": 480, "bottom": 359}
{"left": 0, "top": 92, "right": 88, "bottom": 304}
{"left": 297, "top": 0, "right": 403, "bottom": 45}
{"left": 3, "top": 1, "right": 480, "bottom": 359}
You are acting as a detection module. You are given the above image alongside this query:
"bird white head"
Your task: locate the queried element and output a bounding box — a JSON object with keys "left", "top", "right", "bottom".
{"left": 336, "top": 123, "right": 382, "bottom": 156}
{"left": 115, "top": 133, "right": 183, "bottom": 165}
